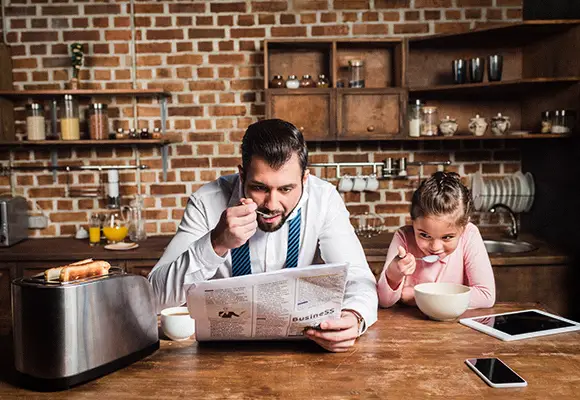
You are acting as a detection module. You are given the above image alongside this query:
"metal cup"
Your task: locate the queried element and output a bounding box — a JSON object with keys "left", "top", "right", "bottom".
{"left": 452, "top": 59, "right": 467, "bottom": 84}
{"left": 469, "top": 57, "right": 485, "bottom": 83}
{"left": 488, "top": 55, "right": 503, "bottom": 82}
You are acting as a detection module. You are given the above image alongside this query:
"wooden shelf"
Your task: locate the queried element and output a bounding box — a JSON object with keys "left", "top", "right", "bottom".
{"left": 409, "top": 77, "right": 580, "bottom": 97}
{"left": 0, "top": 89, "right": 169, "bottom": 100}
{"left": 0, "top": 138, "right": 180, "bottom": 148}
{"left": 305, "top": 133, "right": 570, "bottom": 142}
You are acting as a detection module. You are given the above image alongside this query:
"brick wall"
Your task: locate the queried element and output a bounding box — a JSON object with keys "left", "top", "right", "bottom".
{"left": 0, "top": 0, "right": 523, "bottom": 238}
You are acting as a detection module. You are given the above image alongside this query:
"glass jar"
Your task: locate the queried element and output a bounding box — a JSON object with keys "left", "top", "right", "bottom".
{"left": 285, "top": 75, "right": 300, "bottom": 89}
{"left": 348, "top": 59, "right": 365, "bottom": 88}
{"left": 316, "top": 74, "right": 330, "bottom": 88}
{"left": 299, "top": 74, "right": 315, "bottom": 88}
{"left": 88, "top": 103, "right": 108, "bottom": 140}
{"left": 552, "top": 109, "right": 576, "bottom": 134}
{"left": 421, "top": 106, "right": 439, "bottom": 136}
{"left": 26, "top": 103, "right": 46, "bottom": 141}
{"left": 541, "top": 111, "right": 552, "bottom": 133}
{"left": 269, "top": 74, "right": 285, "bottom": 88}
{"left": 408, "top": 99, "right": 422, "bottom": 138}
{"left": 60, "top": 94, "right": 80, "bottom": 140}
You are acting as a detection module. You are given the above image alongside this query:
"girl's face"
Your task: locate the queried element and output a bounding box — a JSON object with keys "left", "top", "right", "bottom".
{"left": 412, "top": 215, "right": 465, "bottom": 260}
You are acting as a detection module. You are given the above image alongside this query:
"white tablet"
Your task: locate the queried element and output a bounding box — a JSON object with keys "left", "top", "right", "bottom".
{"left": 459, "top": 309, "right": 580, "bottom": 341}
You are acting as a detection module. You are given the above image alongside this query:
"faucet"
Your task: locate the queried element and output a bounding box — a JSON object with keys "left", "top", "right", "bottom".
{"left": 488, "top": 203, "right": 518, "bottom": 239}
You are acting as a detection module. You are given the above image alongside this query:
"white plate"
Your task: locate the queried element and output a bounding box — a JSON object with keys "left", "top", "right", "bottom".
{"left": 524, "top": 172, "right": 535, "bottom": 212}
{"left": 105, "top": 242, "right": 139, "bottom": 251}
{"left": 471, "top": 172, "right": 484, "bottom": 211}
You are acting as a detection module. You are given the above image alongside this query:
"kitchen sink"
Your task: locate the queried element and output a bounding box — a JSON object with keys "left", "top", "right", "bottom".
{"left": 483, "top": 239, "right": 537, "bottom": 254}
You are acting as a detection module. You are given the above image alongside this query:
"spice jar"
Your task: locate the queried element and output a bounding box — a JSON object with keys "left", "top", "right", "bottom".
{"left": 408, "top": 99, "right": 422, "bottom": 138}
{"left": 26, "top": 103, "right": 46, "bottom": 141}
{"left": 269, "top": 74, "right": 285, "bottom": 88}
{"left": 317, "top": 74, "right": 330, "bottom": 88}
{"left": 300, "top": 74, "right": 315, "bottom": 88}
{"left": 60, "top": 94, "right": 80, "bottom": 140}
{"left": 541, "top": 111, "right": 552, "bottom": 133}
{"left": 348, "top": 60, "right": 365, "bottom": 88}
{"left": 88, "top": 103, "right": 108, "bottom": 140}
{"left": 552, "top": 109, "right": 576, "bottom": 134}
{"left": 421, "top": 106, "right": 439, "bottom": 136}
{"left": 285, "top": 75, "right": 300, "bottom": 89}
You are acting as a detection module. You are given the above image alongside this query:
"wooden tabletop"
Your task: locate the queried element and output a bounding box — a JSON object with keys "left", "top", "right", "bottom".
{"left": 1, "top": 303, "right": 579, "bottom": 399}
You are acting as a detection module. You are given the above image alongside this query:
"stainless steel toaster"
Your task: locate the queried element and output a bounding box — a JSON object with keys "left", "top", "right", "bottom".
{"left": 11, "top": 269, "right": 159, "bottom": 391}
{"left": 0, "top": 196, "right": 28, "bottom": 247}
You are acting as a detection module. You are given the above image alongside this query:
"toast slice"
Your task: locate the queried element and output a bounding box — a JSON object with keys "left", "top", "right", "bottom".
{"left": 44, "top": 258, "right": 94, "bottom": 281}
{"left": 59, "top": 260, "right": 111, "bottom": 282}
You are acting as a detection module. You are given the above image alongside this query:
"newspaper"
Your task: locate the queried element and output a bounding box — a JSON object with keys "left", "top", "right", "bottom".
{"left": 185, "top": 263, "right": 348, "bottom": 341}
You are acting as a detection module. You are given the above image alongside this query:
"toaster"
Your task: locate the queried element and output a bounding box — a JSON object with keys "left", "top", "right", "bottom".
{"left": 11, "top": 269, "right": 159, "bottom": 391}
{"left": 0, "top": 196, "right": 28, "bottom": 247}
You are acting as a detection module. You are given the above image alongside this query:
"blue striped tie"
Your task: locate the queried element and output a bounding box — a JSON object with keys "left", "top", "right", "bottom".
{"left": 231, "top": 208, "right": 302, "bottom": 277}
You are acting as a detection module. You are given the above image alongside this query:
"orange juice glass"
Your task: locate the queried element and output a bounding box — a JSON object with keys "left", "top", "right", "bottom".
{"left": 103, "top": 225, "right": 128, "bottom": 243}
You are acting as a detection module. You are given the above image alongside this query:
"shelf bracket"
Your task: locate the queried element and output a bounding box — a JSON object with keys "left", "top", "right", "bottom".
{"left": 161, "top": 145, "right": 168, "bottom": 182}
{"left": 160, "top": 95, "right": 167, "bottom": 134}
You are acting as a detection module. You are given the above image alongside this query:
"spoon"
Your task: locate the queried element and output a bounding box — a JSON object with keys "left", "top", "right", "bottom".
{"left": 398, "top": 254, "right": 440, "bottom": 263}
{"left": 255, "top": 209, "right": 278, "bottom": 218}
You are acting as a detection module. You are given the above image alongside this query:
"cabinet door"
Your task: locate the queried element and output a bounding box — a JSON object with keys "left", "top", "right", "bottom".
{"left": 0, "top": 265, "right": 13, "bottom": 326}
{"left": 126, "top": 260, "right": 158, "bottom": 278}
{"left": 337, "top": 89, "right": 405, "bottom": 139}
{"left": 266, "top": 89, "right": 335, "bottom": 140}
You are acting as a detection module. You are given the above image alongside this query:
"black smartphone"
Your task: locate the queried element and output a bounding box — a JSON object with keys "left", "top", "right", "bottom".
{"left": 465, "top": 358, "right": 527, "bottom": 388}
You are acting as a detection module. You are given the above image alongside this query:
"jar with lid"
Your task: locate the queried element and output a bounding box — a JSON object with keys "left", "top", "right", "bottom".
{"left": 408, "top": 100, "right": 422, "bottom": 138}
{"left": 269, "top": 74, "right": 285, "bottom": 88}
{"left": 26, "top": 103, "right": 46, "bottom": 141}
{"left": 88, "top": 103, "right": 109, "bottom": 140}
{"left": 552, "top": 109, "right": 576, "bottom": 134}
{"left": 348, "top": 60, "right": 365, "bottom": 88}
{"left": 286, "top": 75, "right": 300, "bottom": 89}
{"left": 316, "top": 74, "right": 330, "bottom": 88}
{"left": 421, "top": 106, "right": 439, "bottom": 136}
{"left": 60, "top": 94, "right": 80, "bottom": 140}
{"left": 541, "top": 110, "right": 552, "bottom": 133}
{"left": 300, "top": 74, "right": 315, "bottom": 88}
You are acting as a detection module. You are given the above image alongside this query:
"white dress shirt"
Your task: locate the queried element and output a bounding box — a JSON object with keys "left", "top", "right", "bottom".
{"left": 148, "top": 174, "right": 378, "bottom": 331}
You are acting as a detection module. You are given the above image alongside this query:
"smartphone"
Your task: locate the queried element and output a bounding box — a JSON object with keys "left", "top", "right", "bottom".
{"left": 465, "top": 358, "right": 527, "bottom": 388}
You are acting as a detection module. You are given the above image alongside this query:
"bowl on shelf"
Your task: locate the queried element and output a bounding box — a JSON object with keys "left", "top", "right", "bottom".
{"left": 414, "top": 282, "right": 471, "bottom": 321}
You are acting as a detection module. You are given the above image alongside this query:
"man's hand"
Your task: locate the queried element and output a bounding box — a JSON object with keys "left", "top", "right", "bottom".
{"left": 210, "top": 198, "right": 258, "bottom": 257}
{"left": 386, "top": 245, "right": 416, "bottom": 290}
{"left": 304, "top": 310, "right": 360, "bottom": 352}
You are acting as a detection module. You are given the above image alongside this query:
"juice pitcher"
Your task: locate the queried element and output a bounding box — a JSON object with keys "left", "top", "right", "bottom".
{"left": 122, "top": 195, "right": 147, "bottom": 242}
{"left": 103, "top": 212, "right": 128, "bottom": 244}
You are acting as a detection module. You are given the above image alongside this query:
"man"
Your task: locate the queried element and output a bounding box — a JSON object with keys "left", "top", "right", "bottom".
{"left": 149, "top": 119, "right": 378, "bottom": 352}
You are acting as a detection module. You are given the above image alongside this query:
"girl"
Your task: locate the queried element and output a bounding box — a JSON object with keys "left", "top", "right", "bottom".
{"left": 377, "top": 171, "right": 495, "bottom": 309}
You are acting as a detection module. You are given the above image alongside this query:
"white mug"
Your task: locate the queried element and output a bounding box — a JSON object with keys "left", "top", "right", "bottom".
{"left": 338, "top": 175, "right": 354, "bottom": 192}
{"left": 160, "top": 306, "right": 195, "bottom": 341}
{"left": 365, "top": 175, "right": 379, "bottom": 192}
{"left": 352, "top": 175, "right": 366, "bottom": 192}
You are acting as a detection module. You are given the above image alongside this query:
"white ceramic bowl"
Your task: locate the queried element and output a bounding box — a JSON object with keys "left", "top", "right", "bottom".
{"left": 160, "top": 306, "right": 195, "bottom": 341}
{"left": 414, "top": 282, "right": 471, "bottom": 321}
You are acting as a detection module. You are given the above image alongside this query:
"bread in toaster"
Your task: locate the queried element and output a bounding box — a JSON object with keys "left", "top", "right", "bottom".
{"left": 59, "top": 260, "right": 111, "bottom": 282}
{"left": 44, "top": 258, "right": 94, "bottom": 281}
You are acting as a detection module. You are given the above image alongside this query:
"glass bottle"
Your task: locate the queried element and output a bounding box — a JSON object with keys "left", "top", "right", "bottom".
{"left": 299, "top": 74, "right": 315, "bottom": 88}
{"left": 285, "top": 75, "right": 300, "bottom": 89}
{"left": 269, "top": 74, "right": 285, "bottom": 88}
{"left": 316, "top": 74, "right": 330, "bottom": 88}
{"left": 88, "top": 103, "right": 108, "bottom": 140}
{"left": 60, "top": 94, "right": 80, "bottom": 140}
{"left": 421, "top": 106, "right": 439, "bottom": 136}
{"left": 540, "top": 111, "right": 552, "bottom": 133}
{"left": 348, "top": 60, "right": 365, "bottom": 88}
{"left": 89, "top": 213, "right": 101, "bottom": 246}
{"left": 26, "top": 103, "right": 46, "bottom": 141}
{"left": 408, "top": 100, "right": 422, "bottom": 138}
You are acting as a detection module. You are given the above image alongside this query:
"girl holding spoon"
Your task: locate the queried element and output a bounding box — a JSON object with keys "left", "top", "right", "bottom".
{"left": 377, "top": 172, "right": 496, "bottom": 309}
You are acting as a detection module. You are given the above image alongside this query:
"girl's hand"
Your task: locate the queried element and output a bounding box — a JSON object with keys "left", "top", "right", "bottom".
{"left": 401, "top": 285, "right": 417, "bottom": 306}
{"left": 386, "top": 246, "right": 416, "bottom": 289}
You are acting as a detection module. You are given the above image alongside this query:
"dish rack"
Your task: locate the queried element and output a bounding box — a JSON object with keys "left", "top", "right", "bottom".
{"left": 470, "top": 171, "right": 535, "bottom": 213}
{"left": 352, "top": 212, "right": 386, "bottom": 238}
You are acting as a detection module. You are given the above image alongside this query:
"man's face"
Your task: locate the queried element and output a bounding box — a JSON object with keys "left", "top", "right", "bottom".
{"left": 240, "top": 153, "right": 307, "bottom": 232}
{"left": 412, "top": 215, "right": 464, "bottom": 260}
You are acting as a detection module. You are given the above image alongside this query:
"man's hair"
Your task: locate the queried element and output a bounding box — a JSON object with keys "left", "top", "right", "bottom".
{"left": 241, "top": 119, "right": 308, "bottom": 175}
{"left": 410, "top": 171, "right": 473, "bottom": 227}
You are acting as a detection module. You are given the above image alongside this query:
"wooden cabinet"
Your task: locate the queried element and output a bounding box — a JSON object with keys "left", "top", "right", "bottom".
{"left": 126, "top": 260, "right": 157, "bottom": 278}
{"left": 0, "top": 264, "right": 14, "bottom": 326}
{"left": 0, "top": 43, "right": 14, "bottom": 141}
{"left": 265, "top": 39, "right": 406, "bottom": 141}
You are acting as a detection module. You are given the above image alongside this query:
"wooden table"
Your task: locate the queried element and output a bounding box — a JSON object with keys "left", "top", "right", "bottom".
{"left": 1, "top": 303, "right": 579, "bottom": 399}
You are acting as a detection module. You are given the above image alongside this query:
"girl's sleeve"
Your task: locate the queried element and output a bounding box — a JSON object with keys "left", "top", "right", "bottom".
{"left": 377, "top": 229, "right": 407, "bottom": 308}
{"left": 463, "top": 225, "right": 496, "bottom": 309}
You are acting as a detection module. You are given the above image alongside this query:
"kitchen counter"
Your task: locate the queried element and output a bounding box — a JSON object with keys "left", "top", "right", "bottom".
{"left": 0, "top": 232, "right": 570, "bottom": 266}
{"left": 1, "top": 303, "right": 579, "bottom": 398}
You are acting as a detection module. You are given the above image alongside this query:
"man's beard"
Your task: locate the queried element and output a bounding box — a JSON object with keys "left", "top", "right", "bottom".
{"left": 244, "top": 182, "right": 304, "bottom": 233}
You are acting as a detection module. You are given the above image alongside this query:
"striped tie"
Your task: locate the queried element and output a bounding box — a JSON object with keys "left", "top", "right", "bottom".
{"left": 231, "top": 208, "right": 302, "bottom": 277}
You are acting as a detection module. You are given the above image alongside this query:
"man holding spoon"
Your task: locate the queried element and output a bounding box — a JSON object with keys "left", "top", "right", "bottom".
{"left": 149, "top": 119, "right": 378, "bottom": 352}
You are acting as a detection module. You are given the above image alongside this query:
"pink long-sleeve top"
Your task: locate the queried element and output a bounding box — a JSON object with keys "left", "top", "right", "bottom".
{"left": 377, "top": 223, "right": 496, "bottom": 309}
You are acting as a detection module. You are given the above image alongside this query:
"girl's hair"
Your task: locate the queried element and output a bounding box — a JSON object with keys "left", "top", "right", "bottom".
{"left": 410, "top": 171, "right": 473, "bottom": 227}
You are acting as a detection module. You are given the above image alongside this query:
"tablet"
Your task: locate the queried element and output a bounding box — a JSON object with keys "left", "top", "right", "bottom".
{"left": 459, "top": 309, "right": 580, "bottom": 341}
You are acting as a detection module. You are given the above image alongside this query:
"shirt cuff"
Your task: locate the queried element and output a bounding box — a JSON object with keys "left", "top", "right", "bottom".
{"left": 194, "top": 231, "right": 228, "bottom": 268}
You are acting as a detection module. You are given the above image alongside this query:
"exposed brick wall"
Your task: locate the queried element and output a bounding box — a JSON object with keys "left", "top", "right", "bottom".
{"left": 1, "top": 0, "right": 523, "bottom": 238}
